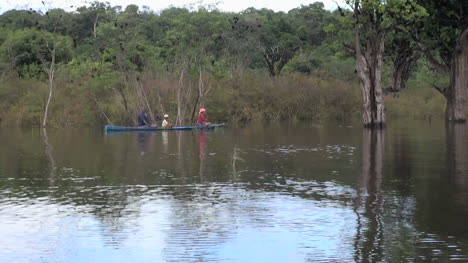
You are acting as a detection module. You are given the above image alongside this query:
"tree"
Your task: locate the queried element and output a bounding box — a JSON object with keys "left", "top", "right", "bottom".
{"left": 40, "top": 7, "right": 74, "bottom": 127}
{"left": 257, "top": 11, "right": 301, "bottom": 77}
{"left": 387, "top": 36, "right": 421, "bottom": 93}
{"left": 223, "top": 15, "right": 260, "bottom": 88}
{"left": 74, "top": 2, "right": 114, "bottom": 42}
{"left": 384, "top": 1, "right": 427, "bottom": 93}
{"left": 288, "top": 3, "right": 331, "bottom": 48}
{"left": 0, "top": 9, "right": 43, "bottom": 30}
{"left": 1, "top": 28, "right": 72, "bottom": 126}
{"left": 417, "top": 0, "right": 468, "bottom": 122}
{"left": 347, "top": 0, "right": 426, "bottom": 127}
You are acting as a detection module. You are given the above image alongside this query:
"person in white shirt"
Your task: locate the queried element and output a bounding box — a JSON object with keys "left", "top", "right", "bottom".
{"left": 162, "top": 114, "right": 173, "bottom": 128}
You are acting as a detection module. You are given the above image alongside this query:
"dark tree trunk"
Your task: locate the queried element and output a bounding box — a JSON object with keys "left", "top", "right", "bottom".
{"left": 445, "top": 29, "right": 468, "bottom": 122}
{"left": 391, "top": 46, "right": 420, "bottom": 92}
{"left": 359, "top": 38, "right": 385, "bottom": 128}
{"left": 428, "top": 28, "right": 468, "bottom": 122}
{"left": 262, "top": 46, "right": 295, "bottom": 77}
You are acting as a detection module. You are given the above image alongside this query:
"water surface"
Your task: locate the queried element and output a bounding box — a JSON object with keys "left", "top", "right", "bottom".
{"left": 1, "top": 121, "right": 468, "bottom": 262}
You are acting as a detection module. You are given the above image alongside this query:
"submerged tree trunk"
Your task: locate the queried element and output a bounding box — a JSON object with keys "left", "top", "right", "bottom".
{"left": 445, "top": 30, "right": 468, "bottom": 122}
{"left": 42, "top": 128, "right": 56, "bottom": 183}
{"left": 426, "top": 28, "right": 468, "bottom": 122}
{"left": 354, "top": 3, "right": 385, "bottom": 128}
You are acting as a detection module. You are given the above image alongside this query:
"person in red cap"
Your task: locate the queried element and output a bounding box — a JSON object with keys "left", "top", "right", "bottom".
{"left": 197, "top": 108, "right": 211, "bottom": 127}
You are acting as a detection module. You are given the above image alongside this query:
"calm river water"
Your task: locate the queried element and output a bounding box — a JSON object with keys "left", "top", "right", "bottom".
{"left": 1, "top": 121, "right": 468, "bottom": 262}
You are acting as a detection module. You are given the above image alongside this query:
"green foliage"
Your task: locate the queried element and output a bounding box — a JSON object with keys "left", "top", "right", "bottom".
{"left": 417, "top": 0, "right": 468, "bottom": 65}
{"left": 385, "top": 88, "right": 445, "bottom": 120}
{"left": 0, "top": 1, "right": 460, "bottom": 126}
{"left": 0, "top": 28, "right": 73, "bottom": 77}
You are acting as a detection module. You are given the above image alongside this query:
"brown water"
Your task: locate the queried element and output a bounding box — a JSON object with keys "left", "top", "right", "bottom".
{"left": 1, "top": 121, "right": 468, "bottom": 262}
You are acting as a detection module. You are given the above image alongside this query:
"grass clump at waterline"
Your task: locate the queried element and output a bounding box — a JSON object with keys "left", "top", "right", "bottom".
{"left": 385, "top": 88, "right": 447, "bottom": 121}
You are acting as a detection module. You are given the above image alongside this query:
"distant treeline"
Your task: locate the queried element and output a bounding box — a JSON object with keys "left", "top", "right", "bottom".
{"left": 0, "top": 2, "right": 454, "bottom": 127}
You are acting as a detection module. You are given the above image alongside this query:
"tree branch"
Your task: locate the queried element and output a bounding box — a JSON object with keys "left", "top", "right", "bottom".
{"left": 415, "top": 32, "right": 449, "bottom": 74}
{"left": 429, "top": 83, "right": 449, "bottom": 96}
{"left": 343, "top": 43, "right": 356, "bottom": 56}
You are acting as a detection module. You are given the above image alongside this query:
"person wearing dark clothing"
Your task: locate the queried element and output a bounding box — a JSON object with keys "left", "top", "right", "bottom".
{"left": 137, "top": 109, "right": 151, "bottom": 126}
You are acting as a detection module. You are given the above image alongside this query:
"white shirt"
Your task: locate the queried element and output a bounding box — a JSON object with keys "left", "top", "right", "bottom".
{"left": 162, "top": 119, "right": 168, "bottom": 127}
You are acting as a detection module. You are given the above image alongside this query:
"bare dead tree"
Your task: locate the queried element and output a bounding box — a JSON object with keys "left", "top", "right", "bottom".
{"left": 42, "top": 41, "right": 56, "bottom": 127}
{"left": 261, "top": 46, "right": 297, "bottom": 77}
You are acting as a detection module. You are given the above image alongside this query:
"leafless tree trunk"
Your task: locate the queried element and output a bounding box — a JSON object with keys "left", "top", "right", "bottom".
{"left": 154, "top": 78, "right": 166, "bottom": 117}
{"left": 93, "top": 93, "right": 113, "bottom": 125}
{"left": 261, "top": 46, "right": 296, "bottom": 77}
{"left": 353, "top": 1, "right": 385, "bottom": 128}
{"left": 93, "top": 14, "right": 99, "bottom": 38}
{"left": 176, "top": 67, "right": 185, "bottom": 126}
{"left": 198, "top": 68, "right": 206, "bottom": 108}
{"left": 135, "top": 79, "right": 156, "bottom": 124}
{"left": 190, "top": 68, "right": 213, "bottom": 123}
{"left": 42, "top": 42, "right": 56, "bottom": 128}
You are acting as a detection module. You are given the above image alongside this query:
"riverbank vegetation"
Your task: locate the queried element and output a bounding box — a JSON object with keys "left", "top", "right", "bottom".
{"left": 0, "top": 1, "right": 464, "bottom": 127}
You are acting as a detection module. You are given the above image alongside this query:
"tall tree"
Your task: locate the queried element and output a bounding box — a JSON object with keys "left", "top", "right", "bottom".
{"left": 40, "top": 7, "right": 73, "bottom": 127}
{"left": 348, "top": 0, "right": 426, "bottom": 127}
{"left": 74, "top": 2, "right": 114, "bottom": 42}
{"left": 384, "top": 1, "right": 427, "bottom": 93}
{"left": 223, "top": 15, "right": 260, "bottom": 88}
{"left": 417, "top": 0, "right": 468, "bottom": 122}
{"left": 387, "top": 36, "right": 420, "bottom": 92}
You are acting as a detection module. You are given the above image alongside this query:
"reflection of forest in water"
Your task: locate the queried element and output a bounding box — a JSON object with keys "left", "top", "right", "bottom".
{"left": 353, "top": 124, "right": 468, "bottom": 262}
{"left": 1, "top": 122, "right": 468, "bottom": 261}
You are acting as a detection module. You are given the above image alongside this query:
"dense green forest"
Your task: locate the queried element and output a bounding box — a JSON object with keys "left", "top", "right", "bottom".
{"left": 0, "top": 1, "right": 464, "bottom": 127}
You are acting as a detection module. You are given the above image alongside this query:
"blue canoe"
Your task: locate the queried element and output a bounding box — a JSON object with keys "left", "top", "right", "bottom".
{"left": 105, "top": 123, "right": 225, "bottom": 132}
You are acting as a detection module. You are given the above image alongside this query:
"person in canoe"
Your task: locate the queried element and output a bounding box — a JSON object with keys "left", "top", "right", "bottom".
{"left": 162, "top": 114, "right": 174, "bottom": 128}
{"left": 137, "top": 108, "right": 151, "bottom": 127}
{"left": 197, "top": 108, "right": 211, "bottom": 127}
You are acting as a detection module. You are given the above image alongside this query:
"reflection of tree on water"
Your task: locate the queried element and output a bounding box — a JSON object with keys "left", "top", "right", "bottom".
{"left": 175, "top": 131, "right": 189, "bottom": 183}
{"left": 162, "top": 131, "right": 169, "bottom": 153}
{"left": 408, "top": 123, "right": 468, "bottom": 261}
{"left": 354, "top": 128, "right": 384, "bottom": 262}
{"left": 162, "top": 188, "right": 235, "bottom": 262}
{"left": 231, "top": 146, "right": 244, "bottom": 180}
{"left": 56, "top": 185, "right": 142, "bottom": 248}
{"left": 415, "top": 123, "right": 468, "bottom": 235}
{"left": 87, "top": 187, "right": 139, "bottom": 246}
{"left": 198, "top": 131, "right": 207, "bottom": 181}
{"left": 42, "top": 128, "right": 56, "bottom": 183}
{"left": 446, "top": 123, "right": 467, "bottom": 192}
